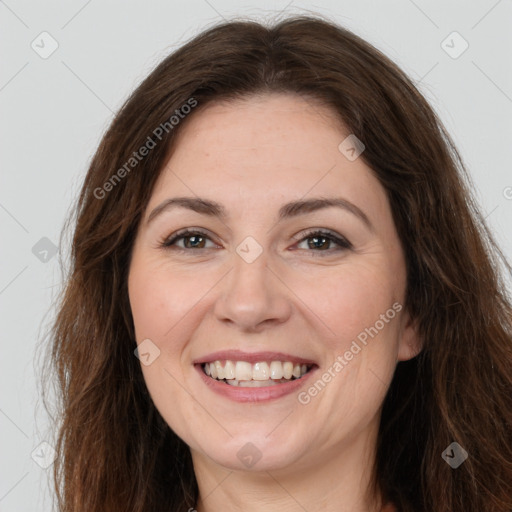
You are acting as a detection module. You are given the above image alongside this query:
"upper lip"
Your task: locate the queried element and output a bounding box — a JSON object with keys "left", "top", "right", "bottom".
{"left": 193, "top": 350, "right": 317, "bottom": 366}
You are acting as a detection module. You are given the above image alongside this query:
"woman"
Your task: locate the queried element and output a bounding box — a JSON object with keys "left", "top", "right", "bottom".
{"left": 46, "top": 15, "right": 512, "bottom": 512}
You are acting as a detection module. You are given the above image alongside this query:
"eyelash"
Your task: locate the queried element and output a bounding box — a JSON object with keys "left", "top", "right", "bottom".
{"left": 160, "top": 228, "right": 352, "bottom": 255}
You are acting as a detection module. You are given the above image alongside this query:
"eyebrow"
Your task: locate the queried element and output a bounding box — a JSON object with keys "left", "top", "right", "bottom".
{"left": 146, "top": 196, "right": 373, "bottom": 231}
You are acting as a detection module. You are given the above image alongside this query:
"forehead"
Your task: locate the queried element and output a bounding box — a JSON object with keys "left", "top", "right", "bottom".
{"left": 148, "top": 93, "right": 389, "bottom": 226}
{"left": 171, "top": 93, "right": 345, "bottom": 161}
{"left": 155, "top": 94, "right": 372, "bottom": 194}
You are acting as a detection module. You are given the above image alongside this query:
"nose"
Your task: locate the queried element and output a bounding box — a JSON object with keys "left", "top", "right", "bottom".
{"left": 213, "top": 249, "right": 292, "bottom": 333}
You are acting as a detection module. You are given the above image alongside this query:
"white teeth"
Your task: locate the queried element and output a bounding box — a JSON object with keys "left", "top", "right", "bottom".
{"left": 283, "top": 361, "right": 293, "bottom": 379}
{"left": 238, "top": 379, "right": 280, "bottom": 387}
{"left": 214, "top": 361, "right": 224, "bottom": 380}
{"left": 252, "top": 362, "right": 270, "bottom": 380}
{"left": 270, "top": 361, "right": 284, "bottom": 379}
{"left": 224, "top": 360, "right": 235, "bottom": 380}
{"left": 203, "top": 359, "right": 311, "bottom": 384}
{"left": 227, "top": 378, "right": 294, "bottom": 387}
{"left": 235, "top": 361, "right": 253, "bottom": 381}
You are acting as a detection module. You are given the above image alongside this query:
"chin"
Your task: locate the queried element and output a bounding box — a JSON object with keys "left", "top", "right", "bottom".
{"left": 192, "top": 432, "right": 307, "bottom": 473}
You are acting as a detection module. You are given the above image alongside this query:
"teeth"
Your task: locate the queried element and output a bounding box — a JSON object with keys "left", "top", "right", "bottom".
{"left": 224, "top": 360, "right": 235, "bottom": 380}
{"left": 252, "top": 362, "right": 270, "bottom": 380}
{"left": 202, "top": 359, "right": 311, "bottom": 384}
{"left": 235, "top": 361, "right": 253, "bottom": 381}
{"left": 283, "top": 361, "right": 293, "bottom": 379}
{"left": 270, "top": 361, "right": 284, "bottom": 379}
{"left": 214, "top": 361, "right": 224, "bottom": 380}
{"left": 239, "top": 379, "right": 281, "bottom": 387}
{"left": 226, "top": 378, "right": 294, "bottom": 387}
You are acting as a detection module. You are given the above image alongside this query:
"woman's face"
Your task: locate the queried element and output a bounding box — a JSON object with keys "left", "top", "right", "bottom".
{"left": 128, "top": 93, "right": 419, "bottom": 473}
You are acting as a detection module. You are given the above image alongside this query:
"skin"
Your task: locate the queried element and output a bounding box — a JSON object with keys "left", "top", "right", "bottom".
{"left": 128, "top": 93, "right": 421, "bottom": 512}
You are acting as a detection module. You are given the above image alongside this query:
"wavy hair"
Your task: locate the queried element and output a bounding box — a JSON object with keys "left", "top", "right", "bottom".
{"left": 43, "top": 15, "right": 512, "bottom": 512}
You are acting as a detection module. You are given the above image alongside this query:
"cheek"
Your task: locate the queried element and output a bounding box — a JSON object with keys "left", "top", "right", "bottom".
{"left": 128, "top": 260, "right": 196, "bottom": 343}
{"left": 302, "top": 260, "right": 403, "bottom": 353}
{"left": 128, "top": 260, "right": 202, "bottom": 438}
{"left": 129, "top": 273, "right": 169, "bottom": 340}
{"left": 309, "top": 263, "right": 403, "bottom": 415}
{"left": 128, "top": 256, "right": 224, "bottom": 373}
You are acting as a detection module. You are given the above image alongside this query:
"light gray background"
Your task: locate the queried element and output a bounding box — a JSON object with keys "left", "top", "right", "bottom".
{"left": 1, "top": 1, "right": 511, "bottom": 510}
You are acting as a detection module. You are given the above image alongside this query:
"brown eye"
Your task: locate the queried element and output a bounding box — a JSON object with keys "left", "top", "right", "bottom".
{"left": 162, "top": 229, "right": 217, "bottom": 250}
{"left": 295, "top": 230, "right": 352, "bottom": 253}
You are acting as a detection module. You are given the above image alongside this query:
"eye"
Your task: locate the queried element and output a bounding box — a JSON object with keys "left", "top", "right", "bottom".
{"left": 160, "top": 229, "right": 218, "bottom": 250}
{"left": 160, "top": 228, "right": 352, "bottom": 254}
{"left": 294, "top": 229, "right": 352, "bottom": 254}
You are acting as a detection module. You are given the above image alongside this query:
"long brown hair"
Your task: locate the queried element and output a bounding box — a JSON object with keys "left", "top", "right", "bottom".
{"left": 44, "top": 15, "right": 512, "bottom": 512}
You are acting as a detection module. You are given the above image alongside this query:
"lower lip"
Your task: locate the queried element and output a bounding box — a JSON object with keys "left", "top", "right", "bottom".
{"left": 195, "top": 364, "right": 318, "bottom": 403}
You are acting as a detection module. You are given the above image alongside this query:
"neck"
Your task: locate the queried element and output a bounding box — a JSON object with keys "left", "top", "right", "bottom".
{"left": 192, "top": 423, "right": 384, "bottom": 512}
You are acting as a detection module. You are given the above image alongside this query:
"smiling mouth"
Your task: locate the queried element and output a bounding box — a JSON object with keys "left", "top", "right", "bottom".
{"left": 202, "top": 360, "right": 313, "bottom": 387}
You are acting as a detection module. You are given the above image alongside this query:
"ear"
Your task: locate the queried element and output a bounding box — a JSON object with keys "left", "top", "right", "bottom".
{"left": 397, "top": 308, "right": 422, "bottom": 361}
